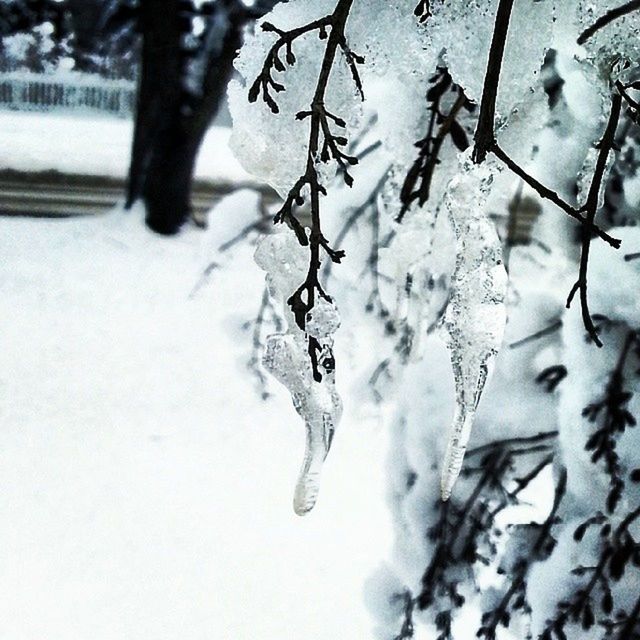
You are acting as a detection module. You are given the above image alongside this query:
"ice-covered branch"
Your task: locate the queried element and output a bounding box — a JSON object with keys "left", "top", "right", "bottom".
{"left": 477, "top": 468, "right": 567, "bottom": 640}
{"left": 467, "top": 0, "right": 626, "bottom": 346}
{"left": 582, "top": 328, "right": 639, "bottom": 512}
{"left": 411, "top": 440, "right": 563, "bottom": 637}
{"left": 577, "top": 0, "right": 640, "bottom": 45}
{"left": 246, "top": 0, "right": 365, "bottom": 516}
{"left": 248, "top": 16, "right": 334, "bottom": 113}
{"left": 542, "top": 504, "right": 640, "bottom": 639}
{"left": 249, "top": 0, "right": 361, "bottom": 382}
{"left": 398, "top": 67, "right": 473, "bottom": 222}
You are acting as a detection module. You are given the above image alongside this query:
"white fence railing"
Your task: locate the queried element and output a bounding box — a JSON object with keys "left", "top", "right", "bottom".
{"left": 0, "top": 71, "right": 136, "bottom": 119}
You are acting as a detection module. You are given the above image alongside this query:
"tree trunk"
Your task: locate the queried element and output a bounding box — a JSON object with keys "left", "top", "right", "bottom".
{"left": 126, "top": 0, "right": 255, "bottom": 234}
{"left": 143, "top": 2, "right": 243, "bottom": 233}
{"left": 125, "top": 0, "right": 182, "bottom": 211}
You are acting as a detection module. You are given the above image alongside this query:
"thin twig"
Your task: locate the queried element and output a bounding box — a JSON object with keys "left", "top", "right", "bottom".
{"left": 250, "top": 0, "right": 362, "bottom": 381}
{"left": 577, "top": 0, "right": 640, "bottom": 45}
{"left": 399, "top": 69, "right": 472, "bottom": 221}
{"left": 566, "top": 93, "right": 622, "bottom": 347}
{"left": 465, "top": 431, "right": 558, "bottom": 458}
{"left": 491, "top": 143, "right": 620, "bottom": 248}
{"left": 509, "top": 319, "right": 563, "bottom": 349}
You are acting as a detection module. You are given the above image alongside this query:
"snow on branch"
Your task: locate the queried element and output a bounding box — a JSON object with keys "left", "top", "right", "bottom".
{"left": 398, "top": 67, "right": 474, "bottom": 223}
{"left": 577, "top": 0, "right": 640, "bottom": 46}
{"left": 471, "top": 0, "right": 623, "bottom": 346}
{"left": 244, "top": 0, "right": 366, "bottom": 515}
{"left": 249, "top": 0, "right": 362, "bottom": 382}
{"left": 542, "top": 504, "right": 640, "bottom": 639}
{"left": 229, "top": 4, "right": 640, "bottom": 634}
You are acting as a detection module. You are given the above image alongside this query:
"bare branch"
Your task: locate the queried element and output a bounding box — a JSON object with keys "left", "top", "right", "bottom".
{"left": 566, "top": 92, "right": 623, "bottom": 347}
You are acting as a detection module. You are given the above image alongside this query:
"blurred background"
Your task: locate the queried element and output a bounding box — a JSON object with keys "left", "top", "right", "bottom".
{"left": 0, "top": 2, "right": 392, "bottom": 639}
{"left": 0, "top": 0, "right": 277, "bottom": 230}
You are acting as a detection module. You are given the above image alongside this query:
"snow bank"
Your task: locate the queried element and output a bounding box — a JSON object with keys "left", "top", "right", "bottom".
{"left": 0, "top": 194, "right": 391, "bottom": 640}
{"left": 0, "top": 111, "right": 253, "bottom": 185}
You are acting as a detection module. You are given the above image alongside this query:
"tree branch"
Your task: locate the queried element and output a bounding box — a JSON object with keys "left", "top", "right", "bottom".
{"left": 577, "top": 0, "right": 640, "bottom": 45}
{"left": 566, "top": 92, "right": 622, "bottom": 347}
{"left": 398, "top": 68, "right": 473, "bottom": 221}
{"left": 472, "top": 0, "right": 515, "bottom": 163}
{"left": 491, "top": 143, "right": 620, "bottom": 249}
{"left": 250, "top": 0, "right": 361, "bottom": 381}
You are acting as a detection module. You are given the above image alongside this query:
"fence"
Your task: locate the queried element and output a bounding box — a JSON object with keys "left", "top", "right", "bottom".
{"left": 0, "top": 71, "right": 136, "bottom": 119}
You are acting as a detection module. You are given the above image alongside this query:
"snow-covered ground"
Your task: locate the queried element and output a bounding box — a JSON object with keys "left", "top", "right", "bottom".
{"left": 0, "top": 111, "right": 252, "bottom": 184}
{"left": 0, "top": 192, "right": 392, "bottom": 640}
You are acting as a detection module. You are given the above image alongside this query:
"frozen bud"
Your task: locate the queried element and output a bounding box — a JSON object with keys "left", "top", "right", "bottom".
{"left": 305, "top": 297, "right": 341, "bottom": 340}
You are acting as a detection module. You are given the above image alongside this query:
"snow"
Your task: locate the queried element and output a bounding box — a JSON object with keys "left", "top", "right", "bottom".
{"left": 3, "top": 1, "right": 638, "bottom": 637}
{"left": 430, "top": 0, "right": 551, "bottom": 112}
{"left": 0, "top": 192, "right": 392, "bottom": 640}
{"left": 0, "top": 111, "right": 253, "bottom": 185}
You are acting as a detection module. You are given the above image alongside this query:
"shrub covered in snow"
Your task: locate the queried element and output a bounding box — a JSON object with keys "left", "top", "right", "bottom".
{"left": 230, "top": 1, "right": 640, "bottom": 638}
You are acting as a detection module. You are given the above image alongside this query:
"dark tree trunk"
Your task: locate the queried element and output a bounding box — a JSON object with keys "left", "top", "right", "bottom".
{"left": 142, "top": 2, "right": 243, "bottom": 234}
{"left": 126, "top": 0, "right": 260, "bottom": 235}
{"left": 142, "top": 127, "right": 200, "bottom": 234}
{"left": 67, "top": 0, "right": 103, "bottom": 72}
{"left": 126, "top": 0, "right": 183, "bottom": 212}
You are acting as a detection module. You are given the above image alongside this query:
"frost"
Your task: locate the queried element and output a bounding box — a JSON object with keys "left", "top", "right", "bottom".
{"left": 439, "top": 154, "right": 508, "bottom": 500}
{"left": 255, "top": 232, "right": 342, "bottom": 515}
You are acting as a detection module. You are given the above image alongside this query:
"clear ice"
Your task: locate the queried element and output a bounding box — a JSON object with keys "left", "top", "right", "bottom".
{"left": 440, "top": 155, "right": 508, "bottom": 500}
{"left": 255, "top": 233, "right": 342, "bottom": 515}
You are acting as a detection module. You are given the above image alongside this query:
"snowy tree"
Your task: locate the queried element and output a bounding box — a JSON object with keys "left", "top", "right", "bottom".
{"left": 0, "top": 0, "right": 71, "bottom": 71}
{"left": 227, "top": 1, "right": 640, "bottom": 638}
{"left": 0, "top": 0, "right": 126, "bottom": 73}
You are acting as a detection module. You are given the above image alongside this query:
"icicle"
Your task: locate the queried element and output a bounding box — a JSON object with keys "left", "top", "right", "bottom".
{"left": 255, "top": 232, "right": 342, "bottom": 515}
{"left": 439, "top": 155, "right": 508, "bottom": 500}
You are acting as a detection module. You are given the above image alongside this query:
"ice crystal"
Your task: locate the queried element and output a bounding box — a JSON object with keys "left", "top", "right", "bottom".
{"left": 255, "top": 232, "right": 342, "bottom": 515}
{"left": 439, "top": 154, "right": 508, "bottom": 500}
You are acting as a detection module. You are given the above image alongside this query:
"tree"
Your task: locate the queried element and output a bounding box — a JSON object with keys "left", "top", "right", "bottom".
{"left": 0, "top": 0, "right": 120, "bottom": 72}
{"left": 0, "top": 0, "right": 68, "bottom": 40}
{"left": 228, "top": 1, "right": 640, "bottom": 638}
{"left": 0, "top": 0, "right": 71, "bottom": 71}
{"left": 0, "top": 0, "right": 279, "bottom": 234}
{"left": 124, "top": 0, "right": 280, "bottom": 235}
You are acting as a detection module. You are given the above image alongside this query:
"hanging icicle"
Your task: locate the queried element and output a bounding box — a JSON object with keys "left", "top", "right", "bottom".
{"left": 439, "top": 154, "right": 508, "bottom": 500}
{"left": 255, "top": 231, "right": 343, "bottom": 515}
